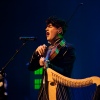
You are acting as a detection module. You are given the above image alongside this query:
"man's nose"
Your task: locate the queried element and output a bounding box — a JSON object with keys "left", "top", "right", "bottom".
{"left": 45, "top": 27, "right": 48, "bottom": 31}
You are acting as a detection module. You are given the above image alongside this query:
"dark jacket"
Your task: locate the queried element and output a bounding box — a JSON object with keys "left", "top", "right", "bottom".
{"left": 28, "top": 43, "right": 75, "bottom": 76}
{"left": 28, "top": 41, "right": 76, "bottom": 100}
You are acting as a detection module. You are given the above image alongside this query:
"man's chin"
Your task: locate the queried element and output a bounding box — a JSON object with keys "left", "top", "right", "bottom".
{"left": 47, "top": 39, "right": 52, "bottom": 44}
{"left": 46, "top": 38, "right": 50, "bottom": 41}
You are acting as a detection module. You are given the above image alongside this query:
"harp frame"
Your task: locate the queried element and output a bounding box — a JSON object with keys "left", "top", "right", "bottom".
{"left": 47, "top": 68, "right": 100, "bottom": 100}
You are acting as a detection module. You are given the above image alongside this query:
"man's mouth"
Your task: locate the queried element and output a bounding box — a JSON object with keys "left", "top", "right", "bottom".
{"left": 46, "top": 32, "right": 50, "bottom": 37}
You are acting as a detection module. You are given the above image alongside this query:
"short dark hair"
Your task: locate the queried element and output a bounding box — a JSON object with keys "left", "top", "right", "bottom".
{"left": 46, "top": 16, "right": 68, "bottom": 34}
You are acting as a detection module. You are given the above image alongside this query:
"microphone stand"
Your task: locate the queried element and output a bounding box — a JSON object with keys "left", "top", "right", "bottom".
{"left": 0, "top": 40, "right": 28, "bottom": 99}
{"left": 67, "top": 3, "right": 83, "bottom": 23}
{"left": 42, "top": 60, "right": 50, "bottom": 100}
{"left": 43, "top": 50, "right": 51, "bottom": 100}
{"left": 38, "top": 49, "right": 51, "bottom": 100}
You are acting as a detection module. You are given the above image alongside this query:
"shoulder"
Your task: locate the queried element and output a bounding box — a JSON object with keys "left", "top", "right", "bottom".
{"left": 59, "top": 42, "right": 75, "bottom": 57}
{"left": 59, "top": 39, "right": 75, "bottom": 51}
{"left": 65, "top": 41, "right": 74, "bottom": 47}
{"left": 62, "top": 42, "right": 75, "bottom": 51}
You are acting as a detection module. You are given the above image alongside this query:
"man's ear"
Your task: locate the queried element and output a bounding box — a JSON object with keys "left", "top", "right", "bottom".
{"left": 58, "top": 27, "right": 63, "bottom": 34}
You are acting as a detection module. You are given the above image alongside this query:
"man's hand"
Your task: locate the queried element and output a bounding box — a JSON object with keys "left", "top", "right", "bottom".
{"left": 36, "top": 44, "right": 47, "bottom": 56}
{"left": 39, "top": 57, "right": 45, "bottom": 66}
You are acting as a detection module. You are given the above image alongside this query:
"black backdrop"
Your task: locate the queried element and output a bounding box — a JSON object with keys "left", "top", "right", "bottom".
{"left": 0, "top": 0, "right": 100, "bottom": 100}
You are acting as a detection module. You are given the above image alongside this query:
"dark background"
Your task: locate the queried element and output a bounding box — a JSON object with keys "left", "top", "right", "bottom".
{"left": 0, "top": 0, "right": 100, "bottom": 100}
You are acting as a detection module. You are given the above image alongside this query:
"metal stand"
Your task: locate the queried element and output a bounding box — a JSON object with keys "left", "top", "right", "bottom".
{"left": 0, "top": 41, "right": 28, "bottom": 99}
{"left": 38, "top": 49, "right": 51, "bottom": 100}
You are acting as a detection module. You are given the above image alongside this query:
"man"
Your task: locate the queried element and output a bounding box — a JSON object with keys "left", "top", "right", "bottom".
{"left": 28, "top": 16, "right": 76, "bottom": 100}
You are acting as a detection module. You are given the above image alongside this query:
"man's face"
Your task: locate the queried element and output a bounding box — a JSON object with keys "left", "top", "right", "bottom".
{"left": 45, "top": 23, "right": 59, "bottom": 43}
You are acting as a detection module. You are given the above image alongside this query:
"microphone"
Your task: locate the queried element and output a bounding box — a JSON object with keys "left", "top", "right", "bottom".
{"left": 45, "top": 49, "right": 51, "bottom": 61}
{"left": 19, "top": 37, "right": 37, "bottom": 41}
{"left": 44, "top": 49, "right": 52, "bottom": 68}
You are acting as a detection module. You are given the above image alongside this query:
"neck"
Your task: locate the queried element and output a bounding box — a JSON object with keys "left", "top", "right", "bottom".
{"left": 48, "top": 38, "right": 62, "bottom": 46}
{"left": 48, "top": 34, "right": 63, "bottom": 45}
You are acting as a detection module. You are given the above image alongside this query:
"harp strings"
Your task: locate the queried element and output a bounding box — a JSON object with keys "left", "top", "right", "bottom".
{"left": 47, "top": 68, "right": 100, "bottom": 100}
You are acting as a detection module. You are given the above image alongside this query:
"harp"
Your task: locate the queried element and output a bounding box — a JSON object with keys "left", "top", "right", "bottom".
{"left": 47, "top": 68, "right": 100, "bottom": 100}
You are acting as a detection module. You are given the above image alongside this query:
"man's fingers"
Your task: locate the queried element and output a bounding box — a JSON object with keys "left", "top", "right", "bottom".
{"left": 39, "top": 57, "right": 45, "bottom": 66}
{"left": 36, "top": 44, "right": 47, "bottom": 56}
